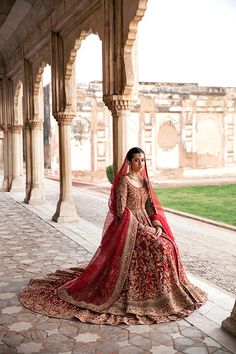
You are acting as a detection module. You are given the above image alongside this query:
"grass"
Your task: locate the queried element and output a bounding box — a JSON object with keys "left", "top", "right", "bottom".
{"left": 154, "top": 184, "right": 236, "bottom": 226}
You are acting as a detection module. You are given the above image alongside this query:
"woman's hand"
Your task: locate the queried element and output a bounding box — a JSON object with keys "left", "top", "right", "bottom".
{"left": 152, "top": 220, "right": 163, "bottom": 237}
{"left": 138, "top": 224, "right": 162, "bottom": 237}
{"left": 154, "top": 226, "right": 163, "bottom": 237}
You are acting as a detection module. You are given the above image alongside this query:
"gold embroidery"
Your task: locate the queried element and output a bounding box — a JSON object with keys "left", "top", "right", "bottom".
{"left": 58, "top": 212, "right": 138, "bottom": 312}
{"left": 19, "top": 173, "right": 207, "bottom": 324}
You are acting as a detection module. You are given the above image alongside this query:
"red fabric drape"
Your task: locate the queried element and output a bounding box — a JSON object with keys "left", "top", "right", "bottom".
{"left": 58, "top": 148, "right": 177, "bottom": 310}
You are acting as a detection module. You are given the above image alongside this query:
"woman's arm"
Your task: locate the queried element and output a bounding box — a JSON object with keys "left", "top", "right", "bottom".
{"left": 116, "top": 177, "right": 128, "bottom": 218}
{"left": 145, "top": 193, "right": 164, "bottom": 236}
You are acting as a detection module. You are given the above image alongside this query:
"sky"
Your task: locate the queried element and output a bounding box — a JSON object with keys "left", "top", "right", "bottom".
{"left": 138, "top": 0, "right": 236, "bottom": 86}
{"left": 73, "top": 0, "right": 236, "bottom": 87}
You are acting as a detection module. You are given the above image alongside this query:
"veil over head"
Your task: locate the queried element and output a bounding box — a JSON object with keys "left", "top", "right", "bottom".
{"left": 103, "top": 147, "right": 175, "bottom": 241}
{"left": 57, "top": 147, "right": 175, "bottom": 310}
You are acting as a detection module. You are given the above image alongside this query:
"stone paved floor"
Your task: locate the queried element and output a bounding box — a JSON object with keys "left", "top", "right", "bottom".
{"left": 44, "top": 178, "right": 236, "bottom": 295}
{"left": 0, "top": 188, "right": 236, "bottom": 353}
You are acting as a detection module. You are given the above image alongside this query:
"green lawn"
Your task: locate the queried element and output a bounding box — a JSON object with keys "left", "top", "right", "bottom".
{"left": 154, "top": 184, "right": 236, "bottom": 226}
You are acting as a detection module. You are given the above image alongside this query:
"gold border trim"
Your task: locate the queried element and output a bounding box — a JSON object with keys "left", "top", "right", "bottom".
{"left": 58, "top": 212, "right": 138, "bottom": 312}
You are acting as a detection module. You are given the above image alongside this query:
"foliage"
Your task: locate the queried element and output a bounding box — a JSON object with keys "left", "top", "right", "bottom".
{"left": 154, "top": 184, "right": 236, "bottom": 226}
{"left": 106, "top": 165, "right": 114, "bottom": 184}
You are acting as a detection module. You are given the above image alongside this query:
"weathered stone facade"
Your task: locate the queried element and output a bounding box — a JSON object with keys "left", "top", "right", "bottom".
{"left": 46, "top": 81, "right": 236, "bottom": 181}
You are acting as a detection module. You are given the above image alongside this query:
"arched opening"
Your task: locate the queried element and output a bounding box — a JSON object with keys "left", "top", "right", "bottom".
{"left": 136, "top": 0, "right": 236, "bottom": 180}
{"left": 42, "top": 64, "right": 57, "bottom": 173}
{"left": 53, "top": 33, "right": 110, "bottom": 183}
{"left": 72, "top": 33, "right": 109, "bottom": 182}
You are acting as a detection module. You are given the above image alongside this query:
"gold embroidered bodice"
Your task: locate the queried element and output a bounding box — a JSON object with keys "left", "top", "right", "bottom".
{"left": 116, "top": 176, "right": 155, "bottom": 224}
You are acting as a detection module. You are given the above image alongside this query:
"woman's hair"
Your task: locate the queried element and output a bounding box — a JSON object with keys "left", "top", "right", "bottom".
{"left": 126, "top": 147, "right": 145, "bottom": 162}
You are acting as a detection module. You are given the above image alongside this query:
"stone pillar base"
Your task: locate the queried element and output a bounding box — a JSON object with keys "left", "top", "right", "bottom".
{"left": 222, "top": 317, "right": 236, "bottom": 337}
{"left": 10, "top": 177, "right": 25, "bottom": 192}
{"left": 26, "top": 186, "right": 46, "bottom": 205}
{"left": 221, "top": 300, "right": 236, "bottom": 337}
{"left": 1, "top": 177, "right": 10, "bottom": 191}
{"left": 52, "top": 199, "right": 79, "bottom": 223}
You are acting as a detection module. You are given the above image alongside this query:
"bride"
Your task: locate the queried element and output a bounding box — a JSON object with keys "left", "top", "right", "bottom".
{"left": 19, "top": 147, "right": 207, "bottom": 324}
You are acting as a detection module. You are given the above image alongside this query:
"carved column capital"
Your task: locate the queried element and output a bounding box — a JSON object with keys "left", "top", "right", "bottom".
{"left": 28, "top": 120, "right": 44, "bottom": 130}
{"left": 103, "top": 95, "right": 137, "bottom": 115}
{"left": 54, "top": 112, "right": 75, "bottom": 126}
{"left": 1, "top": 125, "right": 8, "bottom": 133}
{"left": 11, "top": 125, "right": 23, "bottom": 134}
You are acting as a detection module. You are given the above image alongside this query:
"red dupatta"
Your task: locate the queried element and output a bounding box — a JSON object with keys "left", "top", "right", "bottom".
{"left": 58, "top": 149, "right": 176, "bottom": 311}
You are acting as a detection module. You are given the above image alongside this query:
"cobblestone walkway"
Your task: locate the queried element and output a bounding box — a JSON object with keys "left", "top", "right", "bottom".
{"left": 0, "top": 192, "right": 235, "bottom": 353}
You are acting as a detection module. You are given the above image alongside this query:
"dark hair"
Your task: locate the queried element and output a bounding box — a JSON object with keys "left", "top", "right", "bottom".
{"left": 126, "top": 147, "right": 145, "bottom": 162}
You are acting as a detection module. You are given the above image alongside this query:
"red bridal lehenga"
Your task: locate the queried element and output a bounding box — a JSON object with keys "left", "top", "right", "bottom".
{"left": 19, "top": 154, "right": 207, "bottom": 325}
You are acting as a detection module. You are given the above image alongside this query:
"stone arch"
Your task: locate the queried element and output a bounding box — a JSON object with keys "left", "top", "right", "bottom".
{"left": 64, "top": 29, "right": 102, "bottom": 112}
{"left": 123, "top": 0, "right": 148, "bottom": 95}
{"left": 13, "top": 81, "right": 23, "bottom": 125}
{"left": 33, "top": 61, "right": 50, "bottom": 119}
{"left": 158, "top": 117, "right": 179, "bottom": 151}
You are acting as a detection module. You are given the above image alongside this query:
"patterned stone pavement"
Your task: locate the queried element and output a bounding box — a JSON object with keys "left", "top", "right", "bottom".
{"left": 45, "top": 178, "right": 236, "bottom": 295}
{"left": 0, "top": 189, "right": 236, "bottom": 353}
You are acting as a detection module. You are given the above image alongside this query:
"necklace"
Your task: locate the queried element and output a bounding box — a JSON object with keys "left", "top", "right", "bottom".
{"left": 128, "top": 173, "right": 141, "bottom": 181}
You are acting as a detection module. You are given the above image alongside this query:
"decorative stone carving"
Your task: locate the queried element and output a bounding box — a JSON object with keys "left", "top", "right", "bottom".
{"left": 28, "top": 120, "right": 44, "bottom": 129}
{"left": 103, "top": 95, "right": 137, "bottom": 173}
{"left": 103, "top": 95, "right": 136, "bottom": 114}
{"left": 158, "top": 121, "right": 178, "bottom": 150}
{"left": 11, "top": 125, "right": 22, "bottom": 133}
{"left": 55, "top": 112, "right": 75, "bottom": 126}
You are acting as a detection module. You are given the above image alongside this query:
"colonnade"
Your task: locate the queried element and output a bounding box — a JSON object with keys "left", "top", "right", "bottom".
{"left": 0, "top": 1, "right": 142, "bottom": 221}
{"left": 0, "top": 0, "right": 235, "bottom": 337}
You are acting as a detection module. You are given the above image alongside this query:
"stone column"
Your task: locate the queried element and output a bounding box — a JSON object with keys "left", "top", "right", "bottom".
{"left": 1, "top": 126, "right": 10, "bottom": 191}
{"left": 10, "top": 125, "right": 24, "bottom": 192}
{"left": 26, "top": 119, "right": 45, "bottom": 204}
{"left": 24, "top": 122, "right": 32, "bottom": 202}
{"left": 7, "top": 125, "right": 13, "bottom": 190}
{"left": 104, "top": 95, "right": 136, "bottom": 175}
{"left": 52, "top": 112, "right": 79, "bottom": 222}
{"left": 222, "top": 300, "right": 236, "bottom": 337}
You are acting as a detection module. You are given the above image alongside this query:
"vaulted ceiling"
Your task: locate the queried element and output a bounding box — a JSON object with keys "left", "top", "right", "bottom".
{"left": 0, "top": 0, "right": 60, "bottom": 76}
{"left": 0, "top": 0, "right": 16, "bottom": 27}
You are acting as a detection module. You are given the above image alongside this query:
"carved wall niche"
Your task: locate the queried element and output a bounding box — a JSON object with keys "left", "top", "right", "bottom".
{"left": 196, "top": 117, "right": 221, "bottom": 167}
{"left": 158, "top": 119, "right": 178, "bottom": 151}
{"left": 156, "top": 116, "right": 180, "bottom": 169}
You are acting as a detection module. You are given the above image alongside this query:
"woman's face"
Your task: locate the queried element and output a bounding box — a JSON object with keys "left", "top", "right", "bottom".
{"left": 129, "top": 153, "right": 145, "bottom": 173}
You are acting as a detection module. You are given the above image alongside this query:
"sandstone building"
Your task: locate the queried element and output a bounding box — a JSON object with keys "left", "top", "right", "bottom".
{"left": 0, "top": 0, "right": 235, "bottom": 336}
{"left": 44, "top": 81, "right": 236, "bottom": 182}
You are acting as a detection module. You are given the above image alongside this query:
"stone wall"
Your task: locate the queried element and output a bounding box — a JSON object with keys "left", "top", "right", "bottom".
{"left": 137, "top": 82, "right": 236, "bottom": 179}
{"left": 47, "top": 81, "right": 236, "bottom": 181}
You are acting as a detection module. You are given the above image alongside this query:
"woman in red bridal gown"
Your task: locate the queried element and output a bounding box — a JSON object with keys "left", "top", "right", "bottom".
{"left": 19, "top": 147, "right": 207, "bottom": 325}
